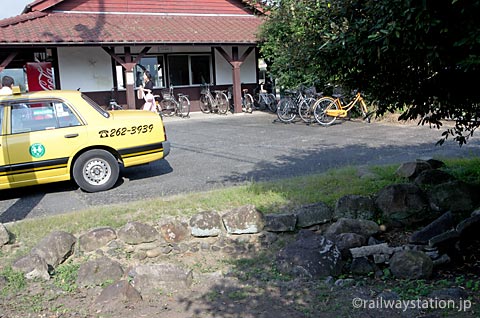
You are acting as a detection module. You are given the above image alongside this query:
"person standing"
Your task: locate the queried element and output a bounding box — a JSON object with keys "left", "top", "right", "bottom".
{"left": 143, "top": 71, "right": 154, "bottom": 92}
{"left": 0, "top": 76, "right": 14, "bottom": 95}
{"left": 141, "top": 71, "right": 155, "bottom": 111}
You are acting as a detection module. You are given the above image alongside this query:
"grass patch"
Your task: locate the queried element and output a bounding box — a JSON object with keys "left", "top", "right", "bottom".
{"left": 3, "top": 164, "right": 399, "bottom": 251}
{"left": 443, "top": 157, "right": 480, "bottom": 184}
{"left": 0, "top": 266, "right": 26, "bottom": 296}
{"left": 52, "top": 262, "right": 80, "bottom": 293}
{"left": 2, "top": 157, "right": 479, "bottom": 261}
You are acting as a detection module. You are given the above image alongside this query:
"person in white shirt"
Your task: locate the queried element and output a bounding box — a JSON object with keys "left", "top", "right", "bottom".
{"left": 0, "top": 76, "right": 14, "bottom": 95}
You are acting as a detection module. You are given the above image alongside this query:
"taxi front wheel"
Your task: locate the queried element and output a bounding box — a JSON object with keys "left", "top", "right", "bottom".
{"left": 73, "top": 150, "right": 119, "bottom": 192}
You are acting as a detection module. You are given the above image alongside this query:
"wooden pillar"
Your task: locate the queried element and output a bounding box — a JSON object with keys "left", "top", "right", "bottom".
{"left": 231, "top": 61, "right": 242, "bottom": 113}
{"left": 123, "top": 48, "right": 136, "bottom": 109}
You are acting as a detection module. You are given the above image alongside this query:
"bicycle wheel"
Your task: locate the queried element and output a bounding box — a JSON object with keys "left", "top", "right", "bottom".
{"left": 266, "top": 93, "right": 277, "bottom": 112}
{"left": 255, "top": 95, "right": 267, "bottom": 110}
{"left": 314, "top": 97, "right": 337, "bottom": 126}
{"left": 199, "top": 94, "right": 211, "bottom": 113}
{"left": 178, "top": 95, "right": 190, "bottom": 117}
{"left": 276, "top": 98, "right": 296, "bottom": 123}
{"left": 216, "top": 92, "right": 229, "bottom": 114}
{"left": 244, "top": 94, "right": 254, "bottom": 113}
{"left": 160, "top": 99, "right": 176, "bottom": 117}
{"left": 363, "top": 99, "right": 378, "bottom": 123}
{"left": 299, "top": 97, "right": 316, "bottom": 123}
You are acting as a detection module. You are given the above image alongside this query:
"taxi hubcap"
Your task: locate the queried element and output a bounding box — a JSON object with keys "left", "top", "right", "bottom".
{"left": 84, "top": 159, "right": 111, "bottom": 185}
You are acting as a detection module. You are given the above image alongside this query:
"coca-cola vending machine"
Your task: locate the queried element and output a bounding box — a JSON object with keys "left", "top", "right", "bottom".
{"left": 25, "top": 62, "right": 55, "bottom": 91}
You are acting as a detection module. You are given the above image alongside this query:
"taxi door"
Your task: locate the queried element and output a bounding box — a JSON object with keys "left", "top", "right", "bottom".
{"left": 0, "top": 104, "right": 14, "bottom": 188}
{"left": 6, "top": 100, "right": 88, "bottom": 186}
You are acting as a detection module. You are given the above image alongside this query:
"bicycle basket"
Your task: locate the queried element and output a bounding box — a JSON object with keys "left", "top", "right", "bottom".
{"left": 332, "top": 86, "right": 345, "bottom": 96}
{"left": 161, "top": 89, "right": 172, "bottom": 100}
{"left": 303, "top": 86, "right": 317, "bottom": 97}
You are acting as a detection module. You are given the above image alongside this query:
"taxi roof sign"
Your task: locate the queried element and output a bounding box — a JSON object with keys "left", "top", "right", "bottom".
{"left": 12, "top": 86, "right": 21, "bottom": 95}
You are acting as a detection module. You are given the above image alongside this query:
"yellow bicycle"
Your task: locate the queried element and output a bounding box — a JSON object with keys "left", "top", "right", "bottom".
{"left": 313, "top": 90, "right": 374, "bottom": 126}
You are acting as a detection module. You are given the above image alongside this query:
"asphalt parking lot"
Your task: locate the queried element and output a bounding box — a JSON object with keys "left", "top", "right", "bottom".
{"left": 1, "top": 111, "right": 480, "bottom": 222}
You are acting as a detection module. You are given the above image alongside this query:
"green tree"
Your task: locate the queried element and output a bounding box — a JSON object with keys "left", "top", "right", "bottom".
{"left": 257, "top": 0, "right": 480, "bottom": 144}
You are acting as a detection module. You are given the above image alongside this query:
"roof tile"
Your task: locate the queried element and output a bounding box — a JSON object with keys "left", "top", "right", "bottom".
{"left": 0, "top": 12, "right": 263, "bottom": 45}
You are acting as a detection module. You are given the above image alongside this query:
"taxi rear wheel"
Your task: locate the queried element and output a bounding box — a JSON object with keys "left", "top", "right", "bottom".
{"left": 73, "top": 150, "right": 119, "bottom": 192}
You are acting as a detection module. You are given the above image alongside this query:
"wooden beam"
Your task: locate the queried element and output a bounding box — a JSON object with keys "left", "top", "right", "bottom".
{"left": 102, "top": 46, "right": 151, "bottom": 109}
{"left": 239, "top": 47, "right": 254, "bottom": 63}
{"left": 0, "top": 52, "right": 18, "bottom": 72}
{"left": 214, "top": 46, "right": 255, "bottom": 113}
{"left": 102, "top": 47, "right": 125, "bottom": 67}
{"left": 103, "top": 46, "right": 151, "bottom": 71}
{"left": 215, "top": 47, "right": 233, "bottom": 65}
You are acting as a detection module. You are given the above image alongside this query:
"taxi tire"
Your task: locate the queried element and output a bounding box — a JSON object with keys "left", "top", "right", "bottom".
{"left": 73, "top": 150, "right": 119, "bottom": 192}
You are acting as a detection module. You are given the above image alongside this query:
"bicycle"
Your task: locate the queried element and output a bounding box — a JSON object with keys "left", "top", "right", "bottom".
{"left": 241, "top": 88, "right": 254, "bottom": 113}
{"left": 313, "top": 89, "right": 374, "bottom": 126}
{"left": 106, "top": 88, "right": 123, "bottom": 110}
{"left": 298, "top": 87, "right": 323, "bottom": 123}
{"left": 157, "top": 85, "right": 190, "bottom": 118}
{"left": 227, "top": 86, "right": 254, "bottom": 113}
{"left": 199, "top": 84, "right": 229, "bottom": 114}
{"left": 276, "top": 86, "right": 316, "bottom": 123}
{"left": 253, "top": 87, "right": 277, "bottom": 113}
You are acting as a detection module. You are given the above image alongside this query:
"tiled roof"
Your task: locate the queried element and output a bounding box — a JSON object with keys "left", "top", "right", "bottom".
{"left": 0, "top": 12, "right": 264, "bottom": 45}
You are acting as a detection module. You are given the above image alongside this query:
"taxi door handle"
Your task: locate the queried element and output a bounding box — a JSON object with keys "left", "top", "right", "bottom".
{"left": 64, "top": 133, "right": 79, "bottom": 138}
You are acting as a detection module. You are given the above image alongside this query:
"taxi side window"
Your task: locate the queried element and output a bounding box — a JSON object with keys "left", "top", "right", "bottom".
{"left": 11, "top": 101, "right": 81, "bottom": 134}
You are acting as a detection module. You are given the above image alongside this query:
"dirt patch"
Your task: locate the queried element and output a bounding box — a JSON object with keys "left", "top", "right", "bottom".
{"left": 1, "top": 230, "right": 478, "bottom": 318}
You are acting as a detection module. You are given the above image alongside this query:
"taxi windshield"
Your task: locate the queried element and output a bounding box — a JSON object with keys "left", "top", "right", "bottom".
{"left": 81, "top": 94, "right": 110, "bottom": 118}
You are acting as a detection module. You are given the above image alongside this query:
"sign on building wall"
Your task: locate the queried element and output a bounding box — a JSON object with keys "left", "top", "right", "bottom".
{"left": 26, "top": 62, "right": 55, "bottom": 91}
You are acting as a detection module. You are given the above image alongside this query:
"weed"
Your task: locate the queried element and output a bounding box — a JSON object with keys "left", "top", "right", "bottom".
{"left": 191, "top": 259, "right": 221, "bottom": 273}
{"left": 392, "top": 279, "right": 432, "bottom": 299}
{"left": 50, "top": 304, "right": 70, "bottom": 315}
{"left": 381, "top": 268, "right": 391, "bottom": 280}
{"left": 455, "top": 275, "right": 466, "bottom": 285}
{"left": 454, "top": 275, "right": 480, "bottom": 292}
{"left": 227, "top": 253, "right": 292, "bottom": 282}
{"left": 435, "top": 279, "right": 451, "bottom": 288}
{"left": 100, "top": 279, "right": 114, "bottom": 288}
{"left": 465, "top": 279, "right": 479, "bottom": 292}
{"left": 52, "top": 262, "right": 80, "bottom": 293}
{"left": 29, "top": 294, "right": 45, "bottom": 313}
{"left": 0, "top": 266, "right": 26, "bottom": 295}
{"left": 205, "top": 290, "right": 221, "bottom": 302}
{"left": 227, "top": 290, "right": 249, "bottom": 300}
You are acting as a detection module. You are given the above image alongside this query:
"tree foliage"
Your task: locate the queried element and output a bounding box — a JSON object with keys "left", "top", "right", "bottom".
{"left": 256, "top": 0, "right": 480, "bottom": 144}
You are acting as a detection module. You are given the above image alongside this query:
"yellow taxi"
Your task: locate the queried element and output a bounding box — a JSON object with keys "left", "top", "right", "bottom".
{"left": 0, "top": 89, "right": 170, "bottom": 192}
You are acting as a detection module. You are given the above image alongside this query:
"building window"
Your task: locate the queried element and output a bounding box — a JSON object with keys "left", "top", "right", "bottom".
{"left": 114, "top": 57, "right": 165, "bottom": 89}
{"left": 118, "top": 54, "right": 212, "bottom": 88}
{"left": 0, "top": 69, "right": 27, "bottom": 92}
{"left": 191, "top": 56, "right": 211, "bottom": 85}
{"left": 135, "top": 57, "right": 165, "bottom": 89}
{"left": 167, "top": 54, "right": 211, "bottom": 86}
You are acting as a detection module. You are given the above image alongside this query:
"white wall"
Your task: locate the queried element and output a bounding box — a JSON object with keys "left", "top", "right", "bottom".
{"left": 215, "top": 47, "right": 257, "bottom": 85}
{"left": 56, "top": 45, "right": 257, "bottom": 91}
{"left": 57, "top": 47, "right": 113, "bottom": 92}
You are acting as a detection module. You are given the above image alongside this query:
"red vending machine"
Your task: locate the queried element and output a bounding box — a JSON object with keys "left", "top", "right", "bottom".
{"left": 25, "top": 62, "right": 55, "bottom": 91}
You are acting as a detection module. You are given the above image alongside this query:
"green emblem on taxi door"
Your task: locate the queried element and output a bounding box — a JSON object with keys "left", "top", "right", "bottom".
{"left": 29, "top": 143, "right": 46, "bottom": 158}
